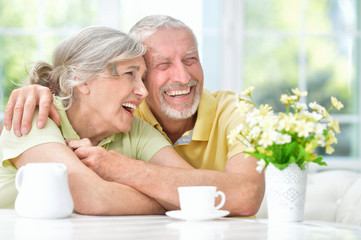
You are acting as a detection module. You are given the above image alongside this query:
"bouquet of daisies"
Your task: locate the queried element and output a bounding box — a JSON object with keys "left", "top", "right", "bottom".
{"left": 228, "top": 87, "right": 343, "bottom": 172}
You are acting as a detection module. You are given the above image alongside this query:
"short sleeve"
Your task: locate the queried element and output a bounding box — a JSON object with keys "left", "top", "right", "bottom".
{"left": 0, "top": 110, "right": 66, "bottom": 166}
{"left": 225, "top": 109, "right": 248, "bottom": 159}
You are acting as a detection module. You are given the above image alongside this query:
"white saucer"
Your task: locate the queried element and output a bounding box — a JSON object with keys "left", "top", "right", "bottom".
{"left": 165, "top": 210, "right": 230, "bottom": 221}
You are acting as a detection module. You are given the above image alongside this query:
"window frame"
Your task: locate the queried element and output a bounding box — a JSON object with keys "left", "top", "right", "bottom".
{"left": 219, "top": 0, "right": 361, "bottom": 171}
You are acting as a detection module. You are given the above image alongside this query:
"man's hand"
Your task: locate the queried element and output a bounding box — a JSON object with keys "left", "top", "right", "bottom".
{"left": 4, "top": 85, "right": 60, "bottom": 137}
{"left": 73, "top": 146, "right": 130, "bottom": 182}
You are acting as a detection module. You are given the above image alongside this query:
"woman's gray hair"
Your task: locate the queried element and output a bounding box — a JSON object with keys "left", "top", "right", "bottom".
{"left": 27, "top": 26, "right": 146, "bottom": 109}
{"left": 129, "top": 15, "right": 198, "bottom": 46}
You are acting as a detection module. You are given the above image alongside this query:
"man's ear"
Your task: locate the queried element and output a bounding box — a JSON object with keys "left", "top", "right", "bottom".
{"left": 76, "top": 82, "right": 90, "bottom": 95}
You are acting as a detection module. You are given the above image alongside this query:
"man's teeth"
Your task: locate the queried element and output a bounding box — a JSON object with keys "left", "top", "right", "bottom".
{"left": 166, "top": 89, "right": 190, "bottom": 96}
{"left": 122, "top": 102, "right": 136, "bottom": 110}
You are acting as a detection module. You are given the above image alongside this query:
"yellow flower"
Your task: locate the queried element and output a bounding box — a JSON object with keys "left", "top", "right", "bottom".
{"left": 257, "top": 146, "right": 266, "bottom": 153}
{"left": 326, "top": 145, "right": 335, "bottom": 154}
{"left": 280, "top": 94, "right": 297, "bottom": 105}
{"left": 326, "top": 130, "right": 337, "bottom": 144}
{"left": 259, "top": 130, "right": 277, "bottom": 148}
{"left": 266, "top": 150, "right": 273, "bottom": 156}
{"left": 227, "top": 128, "right": 239, "bottom": 145}
{"left": 245, "top": 146, "right": 256, "bottom": 153}
{"left": 280, "top": 94, "right": 289, "bottom": 104}
{"left": 294, "top": 119, "right": 313, "bottom": 138}
{"left": 259, "top": 104, "right": 272, "bottom": 116}
{"left": 331, "top": 97, "right": 344, "bottom": 110}
{"left": 236, "top": 100, "right": 252, "bottom": 115}
{"left": 278, "top": 114, "right": 296, "bottom": 132}
{"left": 322, "top": 108, "right": 331, "bottom": 120}
{"left": 309, "top": 153, "right": 318, "bottom": 161}
{"left": 292, "top": 88, "right": 308, "bottom": 98}
{"left": 309, "top": 102, "right": 324, "bottom": 113}
{"left": 240, "top": 86, "right": 255, "bottom": 96}
{"left": 305, "top": 141, "right": 317, "bottom": 154}
{"left": 328, "top": 119, "right": 340, "bottom": 134}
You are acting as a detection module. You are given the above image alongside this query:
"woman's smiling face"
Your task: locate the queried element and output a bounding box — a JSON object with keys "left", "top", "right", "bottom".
{"left": 85, "top": 56, "right": 148, "bottom": 134}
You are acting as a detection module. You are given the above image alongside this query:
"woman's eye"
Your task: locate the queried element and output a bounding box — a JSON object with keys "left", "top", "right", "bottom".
{"left": 125, "top": 71, "right": 134, "bottom": 77}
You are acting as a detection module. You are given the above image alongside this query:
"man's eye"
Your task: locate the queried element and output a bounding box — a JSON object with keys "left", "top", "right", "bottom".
{"left": 156, "top": 63, "right": 170, "bottom": 70}
{"left": 184, "top": 58, "right": 198, "bottom": 66}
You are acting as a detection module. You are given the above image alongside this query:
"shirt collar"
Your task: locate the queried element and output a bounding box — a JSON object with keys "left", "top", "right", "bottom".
{"left": 135, "top": 89, "right": 216, "bottom": 143}
{"left": 192, "top": 89, "right": 216, "bottom": 141}
{"left": 136, "top": 100, "right": 172, "bottom": 143}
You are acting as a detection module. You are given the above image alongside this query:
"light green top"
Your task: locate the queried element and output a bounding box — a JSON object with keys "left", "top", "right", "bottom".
{"left": 0, "top": 97, "right": 170, "bottom": 208}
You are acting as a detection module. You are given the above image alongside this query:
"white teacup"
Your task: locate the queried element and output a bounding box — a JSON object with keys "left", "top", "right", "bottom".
{"left": 178, "top": 186, "right": 226, "bottom": 215}
{"left": 15, "top": 162, "right": 74, "bottom": 219}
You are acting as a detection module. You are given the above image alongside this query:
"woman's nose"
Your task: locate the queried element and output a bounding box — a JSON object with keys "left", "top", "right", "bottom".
{"left": 134, "top": 78, "right": 148, "bottom": 98}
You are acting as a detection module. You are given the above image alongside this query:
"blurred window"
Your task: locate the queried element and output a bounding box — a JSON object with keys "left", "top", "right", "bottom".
{"left": 220, "top": 0, "right": 361, "bottom": 169}
{"left": 0, "top": 0, "right": 359, "bottom": 169}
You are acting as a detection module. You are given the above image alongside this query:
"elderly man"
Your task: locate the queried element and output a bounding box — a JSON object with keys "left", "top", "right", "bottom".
{"left": 3, "top": 15, "right": 264, "bottom": 216}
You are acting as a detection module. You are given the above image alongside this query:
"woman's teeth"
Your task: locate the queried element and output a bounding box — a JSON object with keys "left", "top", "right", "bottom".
{"left": 122, "top": 102, "right": 136, "bottom": 112}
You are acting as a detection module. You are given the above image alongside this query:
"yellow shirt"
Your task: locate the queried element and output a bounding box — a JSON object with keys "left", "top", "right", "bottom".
{"left": 135, "top": 89, "right": 247, "bottom": 170}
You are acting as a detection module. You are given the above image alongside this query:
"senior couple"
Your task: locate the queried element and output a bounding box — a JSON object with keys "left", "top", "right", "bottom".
{"left": 0, "top": 15, "right": 265, "bottom": 216}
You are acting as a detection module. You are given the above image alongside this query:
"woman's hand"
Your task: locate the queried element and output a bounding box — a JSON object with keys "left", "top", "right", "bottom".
{"left": 66, "top": 138, "right": 93, "bottom": 151}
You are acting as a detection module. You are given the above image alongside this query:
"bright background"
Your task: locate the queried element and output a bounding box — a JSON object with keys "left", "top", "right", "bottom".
{"left": 0, "top": 0, "right": 360, "bottom": 170}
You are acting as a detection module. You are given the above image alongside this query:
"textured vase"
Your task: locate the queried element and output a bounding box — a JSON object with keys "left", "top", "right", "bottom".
{"left": 265, "top": 162, "right": 308, "bottom": 222}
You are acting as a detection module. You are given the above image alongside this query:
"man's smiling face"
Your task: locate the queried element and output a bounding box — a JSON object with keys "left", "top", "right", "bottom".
{"left": 142, "top": 28, "right": 204, "bottom": 121}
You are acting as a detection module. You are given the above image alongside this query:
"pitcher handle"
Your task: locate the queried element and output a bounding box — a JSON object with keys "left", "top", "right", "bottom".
{"left": 215, "top": 190, "right": 226, "bottom": 210}
{"left": 15, "top": 166, "right": 26, "bottom": 191}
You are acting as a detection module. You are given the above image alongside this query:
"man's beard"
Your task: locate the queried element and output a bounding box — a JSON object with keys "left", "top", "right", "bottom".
{"left": 159, "top": 79, "right": 201, "bottom": 120}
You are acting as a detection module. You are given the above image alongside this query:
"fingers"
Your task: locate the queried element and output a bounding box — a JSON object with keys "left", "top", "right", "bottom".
{"left": 20, "top": 95, "right": 37, "bottom": 135}
{"left": 9, "top": 93, "right": 26, "bottom": 137}
{"left": 67, "top": 138, "right": 92, "bottom": 151}
{"left": 48, "top": 105, "right": 61, "bottom": 126}
{"left": 73, "top": 146, "right": 93, "bottom": 160}
{"left": 3, "top": 93, "right": 15, "bottom": 131}
{"left": 37, "top": 87, "right": 59, "bottom": 127}
{"left": 3, "top": 85, "right": 54, "bottom": 137}
{"left": 4, "top": 89, "right": 22, "bottom": 135}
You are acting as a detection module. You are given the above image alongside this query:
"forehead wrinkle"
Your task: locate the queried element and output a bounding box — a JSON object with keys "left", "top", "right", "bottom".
{"left": 151, "top": 49, "right": 198, "bottom": 64}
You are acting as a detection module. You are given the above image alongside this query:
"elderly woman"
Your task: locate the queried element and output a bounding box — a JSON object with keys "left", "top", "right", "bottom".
{"left": 0, "top": 26, "right": 191, "bottom": 215}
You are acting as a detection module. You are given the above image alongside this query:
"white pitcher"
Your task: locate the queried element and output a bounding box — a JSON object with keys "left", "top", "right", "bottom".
{"left": 15, "top": 162, "right": 74, "bottom": 219}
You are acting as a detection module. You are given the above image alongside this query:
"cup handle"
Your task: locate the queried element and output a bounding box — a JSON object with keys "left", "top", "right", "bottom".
{"left": 15, "top": 166, "right": 26, "bottom": 191}
{"left": 215, "top": 190, "right": 226, "bottom": 210}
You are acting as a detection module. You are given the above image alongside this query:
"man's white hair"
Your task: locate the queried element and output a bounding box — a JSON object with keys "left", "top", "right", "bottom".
{"left": 129, "top": 15, "right": 198, "bottom": 46}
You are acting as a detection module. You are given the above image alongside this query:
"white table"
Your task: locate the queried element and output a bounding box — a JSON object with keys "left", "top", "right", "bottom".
{"left": 0, "top": 209, "right": 360, "bottom": 240}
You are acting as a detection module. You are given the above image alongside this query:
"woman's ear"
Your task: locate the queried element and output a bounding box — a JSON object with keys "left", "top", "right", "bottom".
{"left": 76, "top": 82, "right": 90, "bottom": 95}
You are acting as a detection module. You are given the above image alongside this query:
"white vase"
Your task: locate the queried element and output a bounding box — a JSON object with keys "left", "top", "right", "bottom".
{"left": 265, "top": 162, "right": 308, "bottom": 222}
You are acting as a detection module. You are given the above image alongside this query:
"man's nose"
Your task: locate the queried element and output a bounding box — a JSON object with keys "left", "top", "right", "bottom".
{"left": 171, "top": 62, "right": 191, "bottom": 84}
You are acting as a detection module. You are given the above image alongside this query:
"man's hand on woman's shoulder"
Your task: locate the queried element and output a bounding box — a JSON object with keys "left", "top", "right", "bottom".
{"left": 4, "top": 85, "right": 60, "bottom": 137}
